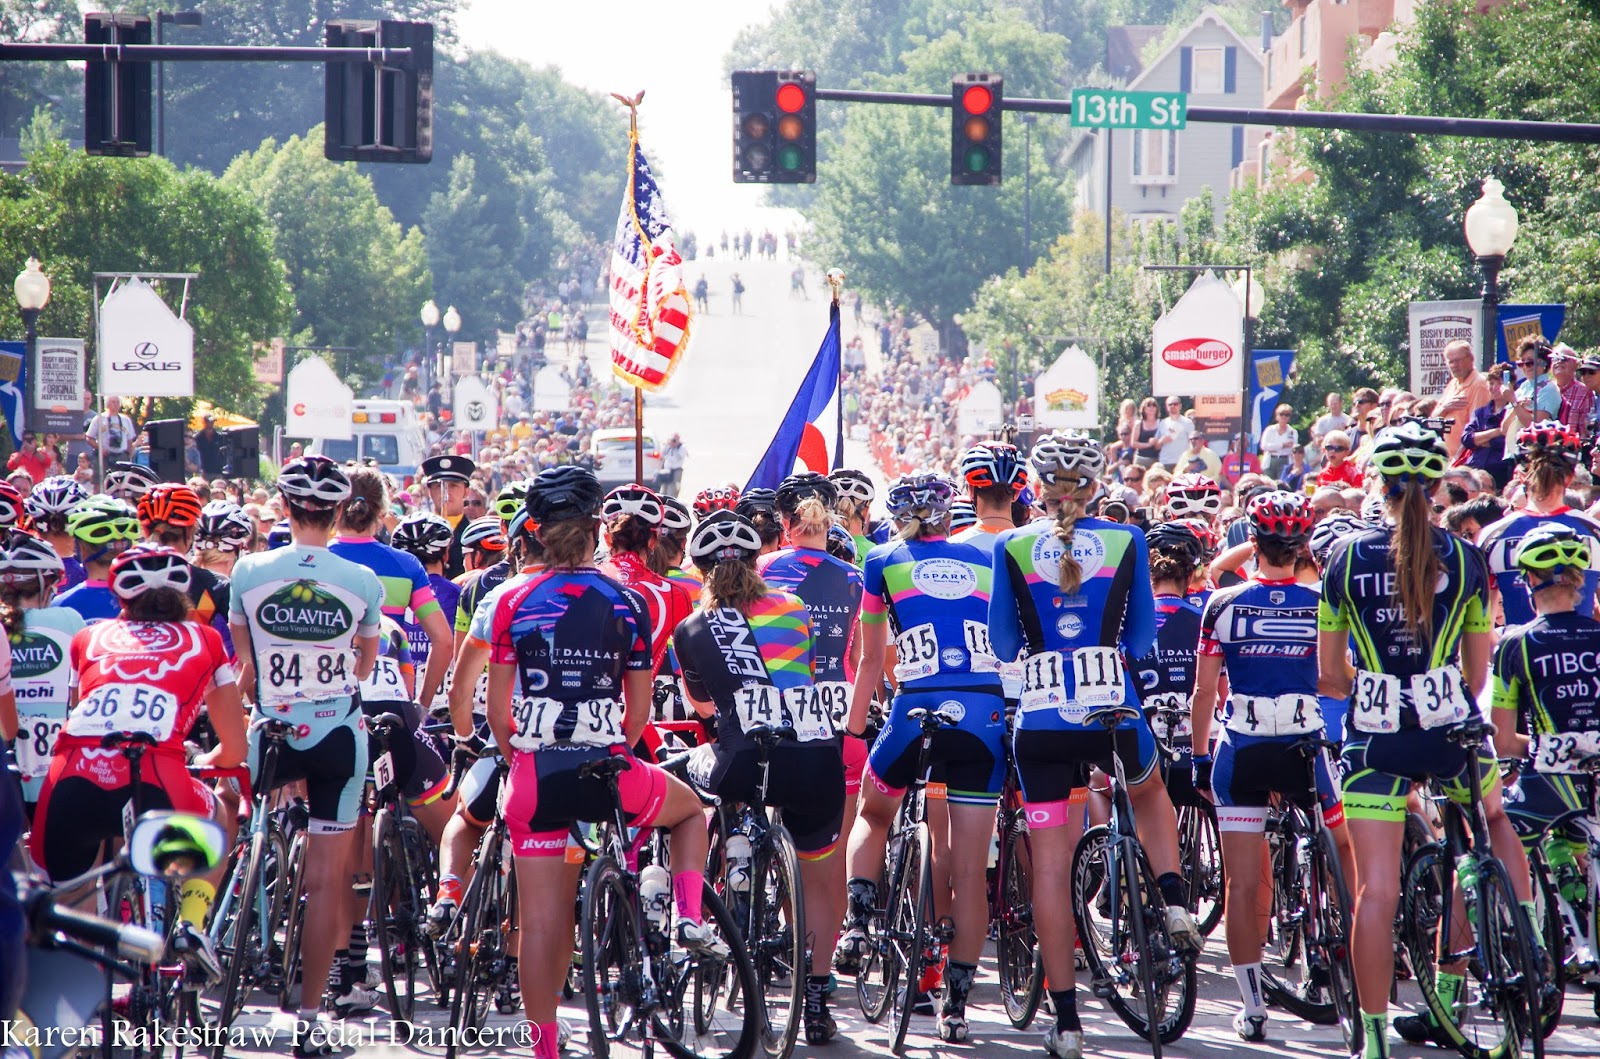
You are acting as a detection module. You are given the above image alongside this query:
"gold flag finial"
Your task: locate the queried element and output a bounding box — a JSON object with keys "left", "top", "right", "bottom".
{"left": 610, "top": 90, "right": 645, "bottom": 137}
{"left": 826, "top": 267, "right": 845, "bottom": 306}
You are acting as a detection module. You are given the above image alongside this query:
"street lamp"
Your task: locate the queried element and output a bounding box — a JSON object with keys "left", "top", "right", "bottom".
{"left": 420, "top": 298, "right": 440, "bottom": 387}
{"left": 1231, "top": 269, "right": 1263, "bottom": 456}
{"left": 156, "top": 10, "right": 203, "bottom": 157}
{"left": 14, "top": 257, "right": 51, "bottom": 431}
{"left": 442, "top": 305, "right": 462, "bottom": 391}
{"left": 1464, "top": 176, "right": 1519, "bottom": 370}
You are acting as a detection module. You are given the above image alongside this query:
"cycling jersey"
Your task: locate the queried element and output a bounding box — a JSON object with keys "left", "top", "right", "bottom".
{"left": 10, "top": 606, "right": 86, "bottom": 802}
{"left": 54, "top": 579, "right": 119, "bottom": 625}
{"left": 665, "top": 565, "right": 703, "bottom": 605}
{"left": 359, "top": 617, "right": 447, "bottom": 807}
{"left": 758, "top": 546, "right": 863, "bottom": 683}
{"left": 429, "top": 572, "right": 461, "bottom": 630}
{"left": 1133, "top": 594, "right": 1203, "bottom": 751}
{"left": 861, "top": 536, "right": 1000, "bottom": 694}
{"left": 1476, "top": 508, "right": 1600, "bottom": 626}
{"left": 185, "top": 565, "right": 231, "bottom": 629}
{"left": 61, "top": 555, "right": 85, "bottom": 592}
{"left": 453, "top": 560, "right": 512, "bottom": 637}
{"left": 329, "top": 535, "right": 441, "bottom": 655}
{"left": 952, "top": 523, "right": 1025, "bottom": 699}
{"left": 602, "top": 551, "right": 692, "bottom": 675}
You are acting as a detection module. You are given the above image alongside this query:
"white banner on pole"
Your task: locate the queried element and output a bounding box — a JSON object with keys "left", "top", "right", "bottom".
{"left": 453, "top": 376, "right": 498, "bottom": 432}
{"left": 452, "top": 341, "right": 477, "bottom": 375}
{"left": 1033, "top": 345, "right": 1099, "bottom": 430}
{"left": 285, "top": 357, "right": 354, "bottom": 440}
{"left": 955, "top": 380, "right": 1005, "bottom": 437}
{"left": 97, "top": 279, "right": 195, "bottom": 398}
{"left": 532, "top": 364, "right": 571, "bottom": 412}
{"left": 1151, "top": 272, "right": 1245, "bottom": 398}
{"left": 1407, "top": 299, "right": 1481, "bottom": 398}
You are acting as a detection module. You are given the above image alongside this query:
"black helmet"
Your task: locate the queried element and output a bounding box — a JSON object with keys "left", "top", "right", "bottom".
{"left": 735, "top": 488, "right": 778, "bottom": 520}
{"left": 775, "top": 472, "right": 838, "bottom": 515}
{"left": 526, "top": 465, "right": 603, "bottom": 525}
{"left": 1144, "top": 521, "right": 1203, "bottom": 565}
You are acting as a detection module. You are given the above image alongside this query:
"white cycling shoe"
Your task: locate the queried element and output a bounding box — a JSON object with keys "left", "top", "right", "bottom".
{"left": 1043, "top": 1025, "right": 1084, "bottom": 1059}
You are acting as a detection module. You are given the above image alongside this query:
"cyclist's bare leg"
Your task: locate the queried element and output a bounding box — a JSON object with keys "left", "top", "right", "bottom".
{"left": 843, "top": 780, "right": 899, "bottom": 890}
{"left": 1025, "top": 805, "right": 1084, "bottom": 992}
{"left": 1127, "top": 771, "right": 1183, "bottom": 878}
{"left": 1085, "top": 769, "right": 1110, "bottom": 827}
{"left": 1347, "top": 816, "right": 1403, "bottom": 1015}
{"left": 409, "top": 792, "right": 456, "bottom": 848}
{"left": 944, "top": 802, "right": 995, "bottom": 966}
{"left": 301, "top": 826, "right": 361, "bottom": 1013}
{"left": 1482, "top": 779, "right": 1534, "bottom": 903}
{"left": 655, "top": 774, "right": 710, "bottom": 917}
{"left": 799, "top": 852, "right": 844, "bottom": 969}
{"left": 927, "top": 791, "right": 951, "bottom": 918}
{"left": 514, "top": 855, "right": 582, "bottom": 1022}
{"left": 439, "top": 810, "right": 486, "bottom": 893}
{"left": 1220, "top": 829, "right": 1267, "bottom": 964}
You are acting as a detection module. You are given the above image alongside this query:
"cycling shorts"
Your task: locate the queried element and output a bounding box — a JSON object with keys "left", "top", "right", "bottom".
{"left": 504, "top": 746, "right": 667, "bottom": 858}
{"left": 458, "top": 753, "right": 504, "bottom": 827}
{"left": 1340, "top": 728, "right": 1496, "bottom": 824}
{"left": 252, "top": 718, "right": 366, "bottom": 831}
{"left": 867, "top": 689, "right": 1006, "bottom": 806}
{"left": 843, "top": 733, "right": 868, "bottom": 796}
{"left": 1011, "top": 724, "right": 1160, "bottom": 805}
{"left": 360, "top": 699, "right": 448, "bottom": 807}
{"left": 1213, "top": 733, "right": 1342, "bottom": 831}
{"left": 30, "top": 751, "right": 215, "bottom": 881}
{"left": 707, "top": 743, "right": 845, "bottom": 858}
{"left": 1503, "top": 771, "right": 1591, "bottom": 849}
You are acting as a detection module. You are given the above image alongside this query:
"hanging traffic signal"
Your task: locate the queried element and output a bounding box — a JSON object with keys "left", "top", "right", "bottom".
{"left": 951, "top": 73, "right": 1003, "bottom": 186}
{"left": 84, "top": 14, "right": 153, "bottom": 157}
{"left": 731, "top": 70, "right": 815, "bottom": 183}
{"left": 325, "top": 20, "right": 434, "bottom": 164}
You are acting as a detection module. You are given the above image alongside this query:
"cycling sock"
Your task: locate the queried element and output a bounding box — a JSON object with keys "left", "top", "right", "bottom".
{"left": 1049, "top": 987, "right": 1080, "bottom": 1032}
{"left": 1361, "top": 1012, "right": 1389, "bottom": 1059}
{"left": 942, "top": 960, "right": 977, "bottom": 1016}
{"left": 672, "top": 871, "right": 703, "bottom": 923}
{"left": 846, "top": 877, "right": 877, "bottom": 925}
{"left": 437, "top": 874, "right": 463, "bottom": 904}
{"left": 346, "top": 926, "right": 369, "bottom": 984}
{"left": 178, "top": 879, "right": 215, "bottom": 928}
{"left": 1233, "top": 962, "right": 1266, "bottom": 1017}
{"left": 805, "top": 974, "right": 829, "bottom": 1011}
{"left": 533, "top": 1021, "right": 560, "bottom": 1059}
{"left": 331, "top": 949, "right": 349, "bottom": 994}
{"left": 1156, "top": 872, "right": 1188, "bottom": 909}
{"left": 1434, "top": 971, "right": 1465, "bottom": 1021}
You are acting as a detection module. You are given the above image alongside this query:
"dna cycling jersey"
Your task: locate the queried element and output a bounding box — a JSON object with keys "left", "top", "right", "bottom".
{"left": 602, "top": 551, "right": 692, "bottom": 676}
{"left": 666, "top": 565, "right": 703, "bottom": 605}
{"left": 988, "top": 518, "right": 1155, "bottom": 733}
{"left": 61, "top": 556, "right": 86, "bottom": 592}
{"left": 229, "top": 544, "right": 384, "bottom": 747}
{"left": 59, "top": 619, "right": 235, "bottom": 764}
{"left": 11, "top": 606, "right": 87, "bottom": 800}
{"left": 1320, "top": 526, "right": 1492, "bottom": 734}
{"left": 1476, "top": 508, "right": 1600, "bottom": 626}
{"left": 185, "top": 565, "right": 236, "bottom": 657}
{"left": 758, "top": 546, "right": 863, "bottom": 683}
{"left": 678, "top": 590, "right": 840, "bottom": 747}
{"left": 861, "top": 535, "right": 1000, "bottom": 695}
{"left": 457, "top": 568, "right": 541, "bottom": 717}
{"left": 454, "top": 561, "right": 513, "bottom": 636}
{"left": 358, "top": 616, "right": 416, "bottom": 712}
{"left": 488, "top": 568, "right": 651, "bottom": 753}
{"left": 1133, "top": 594, "right": 1202, "bottom": 748}
{"left": 55, "top": 580, "right": 120, "bottom": 625}
{"left": 329, "top": 536, "right": 441, "bottom": 659}
{"left": 1201, "top": 577, "right": 1326, "bottom": 740}
{"left": 1492, "top": 611, "right": 1600, "bottom": 771}
{"left": 953, "top": 524, "right": 1025, "bottom": 698}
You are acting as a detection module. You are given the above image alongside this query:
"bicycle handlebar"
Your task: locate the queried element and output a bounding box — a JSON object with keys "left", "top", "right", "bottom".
{"left": 29, "top": 888, "right": 165, "bottom": 965}
{"left": 189, "top": 765, "right": 253, "bottom": 807}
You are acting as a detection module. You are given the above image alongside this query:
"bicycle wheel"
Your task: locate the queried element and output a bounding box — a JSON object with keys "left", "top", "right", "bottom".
{"left": 276, "top": 830, "right": 309, "bottom": 1012}
{"left": 995, "top": 821, "right": 1043, "bottom": 1029}
{"left": 1401, "top": 841, "right": 1448, "bottom": 1018}
{"left": 662, "top": 884, "right": 762, "bottom": 1059}
{"left": 581, "top": 855, "right": 645, "bottom": 1059}
{"left": 1261, "top": 817, "right": 1338, "bottom": 1025}
{"left": 206, "top": 830, "right": 266, "bottom": 1059}
{"left": 397, "top": 815, "right": 448, "bottom": 1004}
{"left": 446, "top": 834, "right": 509, "bottom": 1058}
{"left": 890, "top": 824, "right": 932, "bottom": 1057}
{"left": 855, "top": 833, "right": 906, "bottom": 1024}
{"left": 1178, "top": 804, "right": 1225, "bottom": 936}
{"left": 749, "top": 825, "right": 804, "bottom": 1059}
{"left": 372, "top": 808, "right": 421, "bottom": 1025}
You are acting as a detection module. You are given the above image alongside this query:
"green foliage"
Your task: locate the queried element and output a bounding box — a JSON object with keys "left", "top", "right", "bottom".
{"left": 0, "top": 0, "right": 82, "bottom": 140}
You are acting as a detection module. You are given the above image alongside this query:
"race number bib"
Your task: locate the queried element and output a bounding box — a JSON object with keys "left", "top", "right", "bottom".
{"left": 1350, "top": 671, "right": 1402, "bottom": 734}
{"left": 1018, "top": 651, "right": 1080, "bottom": 721}
{"left": 733, "top": 685, "right": 784, "bottom": 733}
{"left": 1226, "top": 693, "right": 1322, "bottom": 738}
{"left": 372, "top": 750, "right": 396, "bottom": 792}
{"left": 359, "top": 655, "right": 407, "bottom": 703}
{"left": 14, "top": 711, "right": 63, "bottom": 779}
{"left": 66, "top": 684, "right": 181, "bottom": 742}
{"left": 1410, "top": 666, "right": 1472, "bottom": 730}
{"left": 780, "top": 685, "right": 837, "bottom": 742}
{"left": 1069, "top": 646, "right": 1127, "bottom": 709}
{"left": 998, "top": 659, "right": 1025, "bottom": 700}
{"left": 261, "top": 645, "right": 358, "bottom": 706}
{"left": 509, "top": 696, "right": 623, "bottom": 751}
{"left": 963, "top": 620, "right": 998, "bottom": 674}
{"left": 1531, "top": 732, "right": 1600, "bottom": 775}
{"left": 1145, "top": 693, "right": 1192, "bottom": 744}
{"left": 894, "top": 623, "right": 940, "bottom": 682}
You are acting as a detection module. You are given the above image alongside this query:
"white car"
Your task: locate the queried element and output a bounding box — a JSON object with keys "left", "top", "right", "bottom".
{"left": 590, "top": 428, "right": 664, "bottom": 489}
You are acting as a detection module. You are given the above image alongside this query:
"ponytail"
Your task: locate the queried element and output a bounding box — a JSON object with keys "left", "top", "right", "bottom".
{"left": 1389, "top": 478, "right": 1441, "bottom": 642}
{"left": 703, "top": 558, "right": 768, "bottom": 613}
{"left": 540, "top": 519, "right": 598, "bottom": 570}
{"left": 788, "top": 496, "right": 832, "bottom": 540}
{"left": 1044, "top": 481, "right": 1092, "bottom": 594}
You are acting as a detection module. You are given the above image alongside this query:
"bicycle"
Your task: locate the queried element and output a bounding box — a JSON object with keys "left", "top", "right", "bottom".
{"left": 1150, "top": 699, "right": 1225, "bottom": 936}
{"left": 578, "top": 754, "right": 761, "bottom": 1059}
{"left": 1069, "top": 706, "right": 1198, "bottom": 1058}
{"left": 1256, "top": 737, "right": 1361, "bottom": 1053}
{"left": 1400, "top": 719, "right": 1548, "bottom": 1059}
{"left": 989, "top": 764, "right": 1044, "bottom": 1029}
{"left": 853, "top": 705, "right": 958, "bottom": 1057}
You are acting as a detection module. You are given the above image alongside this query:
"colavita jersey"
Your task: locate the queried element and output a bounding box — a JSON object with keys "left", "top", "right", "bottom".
{"left": 11, "top": 607, "right": 86, "bottom": 798}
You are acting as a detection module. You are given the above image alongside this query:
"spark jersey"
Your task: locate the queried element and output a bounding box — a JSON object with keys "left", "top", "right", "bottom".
{"left": 953, "top": 524, "right": 1024, "bottom": 697}
{"left": 601, "top": 551, "right": 692, "bottom": 676}
{"left": 861, "top": 536, "right": 1000, "bottom": 694}
{"left": 55, "top": 579, "right": 119, "bottom": 625}
{"left": 1491, "top": 612, "right": 1600, "bottom": 753}
{"left": 758, "top": 546, "right": 863, "bottom": 683}
{"left": 329, "top": 536, "right": 441, "bottom": 654}
{"left": 988, "top": 518, "right": 1154, "bottom": 733}
{"left": 1133, "top": 594, "right": 1202, "bottom": 747}
{"left": 1475, "top": 508, "right": 1600, "bottom": 626}
{"left": 1200, "top": 578, "right": 1322, "bottom": 737}
{"left": 488, "top": 568, "right": 651, "bottom": 752}
{"left": 11, "top": 607, "right": 86, "bottom": 799}
{"left": 229, "top": 544, "right": 384, "bottom": 747}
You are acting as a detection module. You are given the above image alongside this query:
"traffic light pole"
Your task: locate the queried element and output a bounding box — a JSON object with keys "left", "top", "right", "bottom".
{"left": 0, "top": 42, "right": 416, "bottom": 63}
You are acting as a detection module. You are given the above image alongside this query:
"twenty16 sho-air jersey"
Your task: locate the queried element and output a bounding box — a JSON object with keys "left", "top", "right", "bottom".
{"left": 1200, "top": 577, "right": 1323, "bottom": 741}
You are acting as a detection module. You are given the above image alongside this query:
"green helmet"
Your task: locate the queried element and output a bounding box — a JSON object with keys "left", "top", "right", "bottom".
{"left": 1513, "top": 524, "right": 1592, "bottom": 575}
{"left": 493, "top": 480, "right": 528, "bottom": 522}
{"left": 1367, "top": 422, "right": 1448, "bottom": 481}
{"left": 66, "top": 496, "right": 141, "bottom": 546}
{"left": 151, "top": 816, "right": 221, "bottom": 875}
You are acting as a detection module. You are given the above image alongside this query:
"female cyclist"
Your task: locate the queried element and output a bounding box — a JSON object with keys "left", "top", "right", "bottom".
{"left": 193, "top": 500, "right": 255, "bottom": 578}
{"left": 139, "top": 484, "right": 231, "bottom": 635}
{"left": 837, "top": 472, "right": 1004, "bottom": 1044}
{"left": 736, "top": 488, "right": 783, "bottom": 555}
{"left": 23, "top": 475, "right": 89, "bottom": 589}
{"left": 1318, "top": 423, "right": 1534, "bottom": 1059}
{"left": 600, "top": 484, "right": 693, "bottom": 675}
{"left": 829, "top": 468, "right": 887, "bottom": 565}
{"left": 391, "top": 511, "right": 460, "bottom": 634}
{"left": 55, "top": 497, "right": 142, "bottom": 623}
{"left": 1, "top": 534, "right": 85, "bottom": 808}
{"left": 1135, "top": 522, "right": 1208, "bottom": 804}
{"left": 677, "top": 509, "right": 848, "bottom": 1043}
{"left": 987, "top": 431, "right": 1199, "bottom": 1059}
{"left": 488, "top": 465, "right": 719, "bottom": 1056}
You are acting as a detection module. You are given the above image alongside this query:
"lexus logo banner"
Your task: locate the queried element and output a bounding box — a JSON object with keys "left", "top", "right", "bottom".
{"left": 98, "top": 279, "right": 195, "bottom": 398}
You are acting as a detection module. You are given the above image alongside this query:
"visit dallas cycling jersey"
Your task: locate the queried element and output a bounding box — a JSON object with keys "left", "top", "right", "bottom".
{"left": 602, "top": 551, "right": 692, "bottom": 676}
{"left": 11, "top": 606, "right": 85, "bottom": 799}
{"left": 861, "top": 536, "right": 1000, "bottom": 693}
{"left": 230, "top": 545, "right": 384, "bottom": 746}
{"left": 1132, "top": 594, "right": 1202, "bottom": 746}
{"left": 488, "top": 568, "right": 651, "bottom": 751}
{"left": 1491, "top": 611, "right": 1600, "bottom": 747}
{"left": 988, "top": 518, "right": 1154, "bottom": 732}
{"left": 329, "top": 536, "right": 441, "bottom": 655}
{"left": 1475, "top": 508, "right": 1600, "bottom": 626}
{"left": 758, "top": 546, "right": 863, "bottom": 683}
{"left": 1200, "top": 578, "right": 1322, "bottom": 735}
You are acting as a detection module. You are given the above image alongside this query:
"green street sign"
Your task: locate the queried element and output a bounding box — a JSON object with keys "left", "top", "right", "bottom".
{"left": 1070, "top": 88, "right": 1187, "bottom": 130}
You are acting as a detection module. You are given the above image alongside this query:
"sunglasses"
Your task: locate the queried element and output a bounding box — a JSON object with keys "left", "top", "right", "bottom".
{"left": 1323, "top": 444, "right": 1349, "bottom": 452}
{"left": 1277, "top": 412, "right": 1292, "bottom": 418}
{"left": 1518, "top": 359, "right": 1540, "bottom": 367}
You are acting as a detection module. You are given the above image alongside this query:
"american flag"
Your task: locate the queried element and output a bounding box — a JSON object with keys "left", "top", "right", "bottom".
{"left": 609, "top": 135, "right": 692, "bottom": 391}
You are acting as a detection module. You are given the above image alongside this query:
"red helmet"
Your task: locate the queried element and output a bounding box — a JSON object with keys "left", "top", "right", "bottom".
{"left": 137, "top": 483, "right": 204, "bottom": 528}
{"left": 1515, "top": 423, "right": 1581, "bottom": 466}
{"left": 0, "top": 482, "right": 29, "bottom": 530}
{"left": 1247, "top": 490, "right": 1315, "bottom": 543}
{"left": 692, "top": 485, "right": 740, "bottom": 519}
{"left": 1169, "top": 517, "right": 1219, "bottom": 558}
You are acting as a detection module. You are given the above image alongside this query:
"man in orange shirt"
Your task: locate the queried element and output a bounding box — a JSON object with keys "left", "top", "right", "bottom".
{"left": 1433, "top": 339, "right": 1490, "bottom": 456}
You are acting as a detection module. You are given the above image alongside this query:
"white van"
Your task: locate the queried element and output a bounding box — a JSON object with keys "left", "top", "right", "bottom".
{"left": 307, "top": 400, "right": 428, "bottom": 481}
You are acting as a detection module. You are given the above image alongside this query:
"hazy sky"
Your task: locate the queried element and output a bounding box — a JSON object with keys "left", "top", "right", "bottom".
{"left": 457, "top": 0, "right": 802, "bottom": 237}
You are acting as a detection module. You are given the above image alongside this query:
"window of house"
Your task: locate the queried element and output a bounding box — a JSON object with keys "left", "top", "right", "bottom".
{"left": 1132, "top": 128, "right": 1178, "bottom": 184}
{"left": 1191, "top": 47, "right": 1226, "bottom": 93}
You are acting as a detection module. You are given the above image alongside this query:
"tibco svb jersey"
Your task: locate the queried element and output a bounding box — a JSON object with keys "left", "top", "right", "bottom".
{"left": 988, "top": 518, "right": 1154, "bottom": 732}
{"left": 11, "top": 607, "right": 86, "bottom": 799}
{"left": 229, "top": 545, "right": 384, "bottom": 745}
{"left": 758, "top": 546, "right": 863, "bottom": 683}
{"left": 1132, "top": 594, "right": 1202, "bottom": 747}
{"left": 1491, "top": 611, "right": 1600, "bottom": 758}
{"left": 861, "top": 537, "right": 1000, "bottom": 693}
{"left": 488, "top": 569, "right": 651, "bottom": 753}
{"left": 1476, "top": 508, "right": 1600, "bottom": 627}
{"left": 1200, "top": 578, "right": 1323, "bottom": 740}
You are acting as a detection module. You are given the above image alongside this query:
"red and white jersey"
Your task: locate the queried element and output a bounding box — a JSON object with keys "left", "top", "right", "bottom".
{"left": 602, "top": 551, "right": 692, "bottom": 675}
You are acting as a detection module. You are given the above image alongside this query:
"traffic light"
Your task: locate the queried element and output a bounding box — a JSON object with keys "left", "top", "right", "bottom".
{"left": 224, "top": 426, "right": 260, "bottom": 477}
{"left": 951, "top": 73, "right": 1003, "bottom": 186}
{"left": 84, "top": 14, "right": 153, "bottom": 157}
{"left": 731, "top": 70, "right": 815, "bottom": 183}
{"left": 145, "top": 419, "right": 186, "bottom": 483}
{"left": 325, "top": 20, "right": 434, "bottom": 164}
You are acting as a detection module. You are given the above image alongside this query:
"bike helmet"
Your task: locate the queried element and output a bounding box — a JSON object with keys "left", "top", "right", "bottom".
{"left": 1367, "top": 423, "right": 1448, "bottom": 482}
{"left": 507, "top": 506, "right": 535, "bottom": 543}
{"left": 0, "top": 482, "right": 27, "bottom": 529}
{"left": 138, "top": 483, "right": 204, "bottom": 528}
{"left": 775, "top": 472, "right": 838, "bottom": 515}
{"left": 194, "top": 501, "right": 253, "bottom": 552}
{"left": 1248, "top": 490, "right": 1315, "bottom": 542}
{"left": 265, "top": 519, "right": 293, "bottom": 549}
{"left": 959, "top": 443, "right": 1026, "bottom": 495}
{"left": 1031, "top": 431, "right": 1105, "bottom": 488}
{"left": 66, "top": 497, "right": 141, "bottom": 546}
{"left": 109, "top": 543, "right": 192, "bottom": 601}
{"left": 25, "top": 475, "right": 89, "bottom": 521}
{"left": 277, "top": 455, "right": 352, "bottom": 510}
{"left": 1169, "top": 517, "right": 1219, "bottom": 559}
{"left": 461, "top": 515, "right": 508, "bottom": 553}
{"left": 1360, "top": 491, "right": 1387, "bottom": 524}
{"left": 1309, "top": 509, "right": 1368, "bottom": 568}
{"left": 1513, "top": 524, "right": 1592, "bottom": 575}
{"left": 148, "top": 816, "right": 222, "bottom": 876}
{"left": 1514, "top": 423, "right": 1581, "bottom": 466}
{"left": 828, "top": 469, "right": 875, "bottom": 505}
{"left": 735, "top": 488, "right": 778, "bottom": 520}
{"left": 391, "top": 512, "right": 453, "bottom": 560}
{"left": 103, "top": 462, "right": 160, "bottom": 502}
{"left": 659, "top": 495, "right": 693, "bottom": 534}
{"left": 492, "top": 480, "right": 528, "bottom": 522}
{"left": 602, "top": 485, "right": 664, "bottom": 526}
{"left": 526, "top": 465, "right": 604, "bottom": 525}
{"left": 1144, "top": 521, "right": 1204, "bottom": 565}
{"left": 826, "top": 523, "right": 858, "bottom": 564}
{"left": 688, "top": 510, "right": 763, "bottom": 569}
{"left": 692, "top": 485, "right": 740, "bottom": 518}
{"left": 947, "top": 499, "right": 978, "bottom": 533}
{"left": 1164, "top": 474, "right": 1223, "bottom": 519}
{"left": 884, "top": 473, "right": 954, "bottom": 521}
{"left": 0, "top": 533, "right": 64, "bottom": 586}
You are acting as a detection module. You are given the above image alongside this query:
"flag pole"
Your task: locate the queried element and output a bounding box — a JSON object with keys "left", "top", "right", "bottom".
{"left": 612, "top": 89, "right": 648, "bottom": 487}
{"left": 828, "top": 268, "right": 845, "bottom": 465}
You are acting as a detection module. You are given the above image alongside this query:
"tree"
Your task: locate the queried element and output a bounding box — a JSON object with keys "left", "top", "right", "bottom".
{"left": 0, "top": 0, "right": 82, "bottom": 141}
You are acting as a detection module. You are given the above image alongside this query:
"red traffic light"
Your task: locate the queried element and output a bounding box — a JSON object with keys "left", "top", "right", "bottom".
{"left": 776, "top": 82, "right": 807, "bottom": 113}
{"left": 961, "top": 84, "right": 992, "bottom": 115}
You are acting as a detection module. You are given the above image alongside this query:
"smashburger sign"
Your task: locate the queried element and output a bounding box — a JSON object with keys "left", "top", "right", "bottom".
{"left": 1150, "top": 272, "right": 1246, "bottom": 397}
